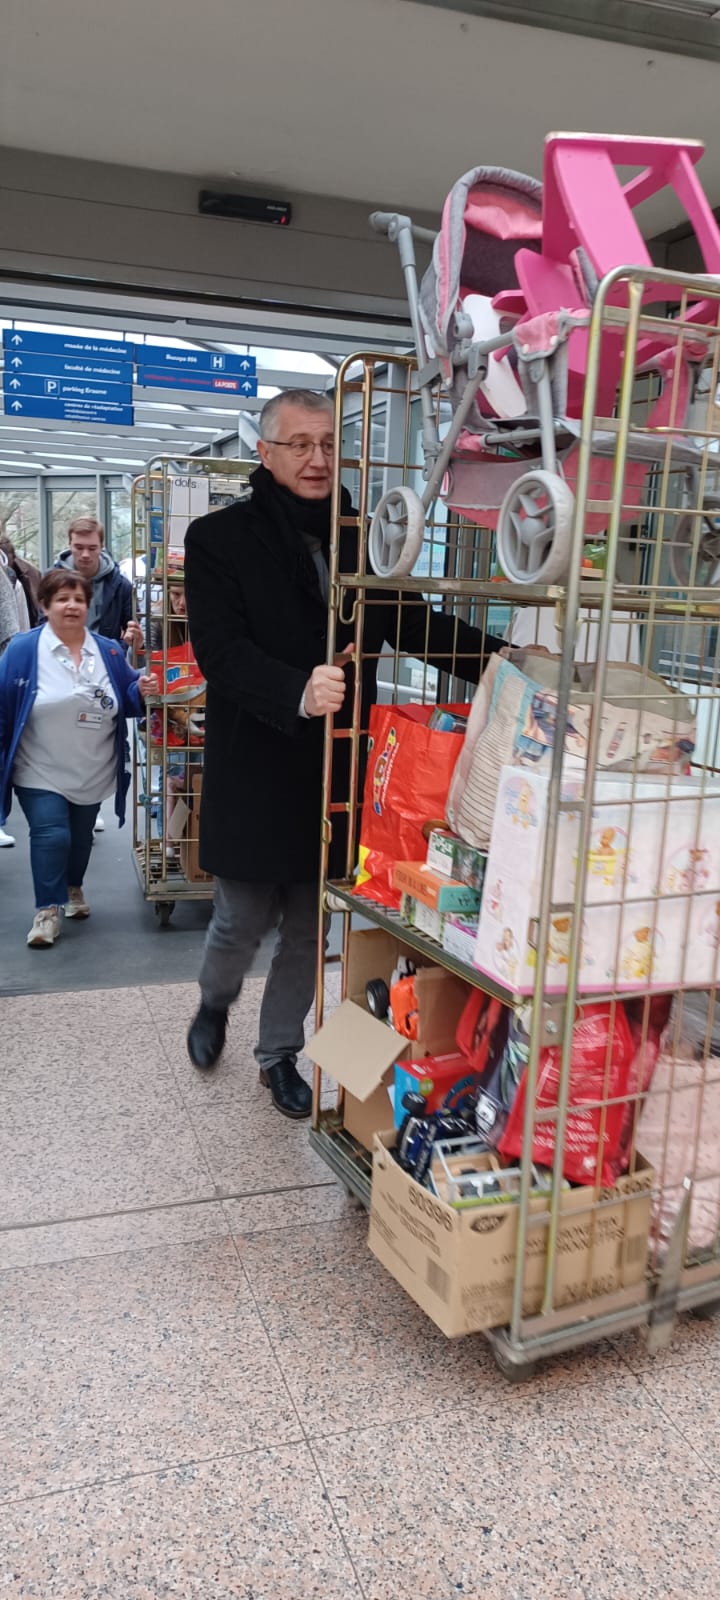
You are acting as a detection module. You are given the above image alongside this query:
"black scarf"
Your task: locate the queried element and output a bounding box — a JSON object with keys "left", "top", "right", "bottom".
{"left": 249, "top": 463, "right": 352, "bottom": 602}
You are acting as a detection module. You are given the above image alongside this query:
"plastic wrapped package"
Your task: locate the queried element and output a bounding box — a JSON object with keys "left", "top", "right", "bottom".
{"left": 638, "top": 1052, "right": 720, "bottom": 1255}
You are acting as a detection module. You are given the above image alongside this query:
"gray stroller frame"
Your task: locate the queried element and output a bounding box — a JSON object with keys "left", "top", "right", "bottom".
{"left": 369, "top": 171, "right": 720, "bottom": 588}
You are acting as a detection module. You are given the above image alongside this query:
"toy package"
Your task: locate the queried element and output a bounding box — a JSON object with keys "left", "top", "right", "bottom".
{"left": 499, "top": 1001, "right": 637, "bottom": 1186}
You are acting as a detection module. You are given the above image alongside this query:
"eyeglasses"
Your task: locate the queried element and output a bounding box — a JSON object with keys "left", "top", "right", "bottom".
{"left": 268, "top": 436, "right": 335, "bottom": 459}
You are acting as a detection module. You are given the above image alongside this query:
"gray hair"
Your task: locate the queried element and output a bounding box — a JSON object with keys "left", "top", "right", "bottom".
{"left": 259, "top": 388, "right": 333, "bottom": 441}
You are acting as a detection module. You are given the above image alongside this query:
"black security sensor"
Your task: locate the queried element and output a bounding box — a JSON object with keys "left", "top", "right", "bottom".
{"left": 198, "top": 191, "right": 292, "bottom": 225}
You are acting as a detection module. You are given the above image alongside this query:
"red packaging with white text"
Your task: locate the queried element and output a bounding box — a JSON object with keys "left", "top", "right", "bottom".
{"left": 499, "top": 1001, "right": 636, "bottom": 1186}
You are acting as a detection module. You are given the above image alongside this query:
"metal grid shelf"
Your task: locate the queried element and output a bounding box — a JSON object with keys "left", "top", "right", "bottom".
{"left": 309, "top": 1116, "right": 372, "bottom": 1207}
{"left": 324, "top": 881, "right": 518, "bottom": 1005}
{"left": 131, "top": 841, "right": 210, "bottom": 902}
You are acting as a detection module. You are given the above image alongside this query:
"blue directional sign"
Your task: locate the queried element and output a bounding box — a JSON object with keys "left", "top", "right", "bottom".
{"left": 3, "top": 329, "right": 133, "bottom": 360}
{"left": 134, "top": 345, "right": 256, "bottom": 376}
{"left": 3, "top": 394, "right": 134, "bottom": 425}
{"left": 4, "top": 374, "right": 133, "bottom": 405}
{"left": 4, "top": 351, "right": 133, "bottom": 383}
{"left": 136, "top": 365, "right": 257, "bottom": 397}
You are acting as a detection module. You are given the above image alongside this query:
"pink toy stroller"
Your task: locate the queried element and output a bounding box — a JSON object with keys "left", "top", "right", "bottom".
{"left": 368, "top": 133, "right": 720, "bottom": 587}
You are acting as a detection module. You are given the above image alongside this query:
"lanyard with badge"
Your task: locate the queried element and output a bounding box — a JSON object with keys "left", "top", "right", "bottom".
{"left": 59, "top": 646, "right": 114, "bottom": 730}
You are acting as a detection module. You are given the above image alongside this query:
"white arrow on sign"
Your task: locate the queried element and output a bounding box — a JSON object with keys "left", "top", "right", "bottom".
{"left": 240, "top": 381, "right": 254, "bottom": 393}
{"left": 9, "top": 378, "right": 20, "bottom": 389}
{"left": 11, "top": 400, "right": 22, "bottom": 410}
{"left": 10, "top": 333, "right": 23, "bottom": 345}
{"left": 239, "top": 359, "right": 252, "bottom": 371}
{"left": 11, "top": 357, "right": 22, "bottom": 368}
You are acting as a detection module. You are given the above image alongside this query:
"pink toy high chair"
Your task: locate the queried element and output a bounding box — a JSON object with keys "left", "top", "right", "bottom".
{"left": 507, "top": 134, "right": 720, "bottom": 415}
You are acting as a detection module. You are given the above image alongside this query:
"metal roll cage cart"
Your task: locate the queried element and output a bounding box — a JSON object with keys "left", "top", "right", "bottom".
{"left": 311, "top": 269, "right": 720, "bottom": 1378}
{"left": 131, "top": 455, "right": 253, "bottom": 927}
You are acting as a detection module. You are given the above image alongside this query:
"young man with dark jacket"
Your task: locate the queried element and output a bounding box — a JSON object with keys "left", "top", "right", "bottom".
{"left": 53, "top": 517, "right": 143, "bottom": 653}
{"left": 184, "top": 390, "right": 503, "bottom": 1119}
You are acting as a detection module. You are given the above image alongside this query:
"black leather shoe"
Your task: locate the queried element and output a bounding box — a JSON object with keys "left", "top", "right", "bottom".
{"left": 187, "top": 1003, "right": 228, "bottom": 1070}
{"left": 259, "top": 1059, "right": 312, "bottom": 1119}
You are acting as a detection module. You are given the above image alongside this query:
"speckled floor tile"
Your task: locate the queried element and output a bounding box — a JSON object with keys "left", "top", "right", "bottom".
{"left": 235, "top": 1220, "right": 507, "bottom": 1435}
{"left": 223, "top": 1182, "right": 350, "bottom": 1237}
{"left": 187, "top": 1094, "right": 335, "bottom": 1196}
{"left": 0, "top": 1237, "right": 301, "bottom": 1500}
{"left": 613, "top": 1305, "right": 720, "bottom": 1371}
{"left": 628, "top": 1355, "right": 720, "bottom": 1479}
{"left": 0, "top": 1445, "right": 363, "bottom": 1599}
{"left": 147, "top": 978, "right": 338, "bottom": 1113}
{"left": 314, "top": 1384, "right": 718, "bottom": 1600}
{"left": 0, "top": 1050, "right": 215, "bottom": 1226}
{"left": 1, "top": 984, "right": 156, "bottom": 1068}
{"left": 0, "top": 1198, "right": 229, "bottom": 1272}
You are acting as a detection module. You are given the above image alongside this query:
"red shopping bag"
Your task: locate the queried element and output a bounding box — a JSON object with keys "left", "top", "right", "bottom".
{"left": 354, "top": 704, "right": 463, "bottom": 909}
{"left": 498, "top": 1002, "right": 636, "bottom": 1186}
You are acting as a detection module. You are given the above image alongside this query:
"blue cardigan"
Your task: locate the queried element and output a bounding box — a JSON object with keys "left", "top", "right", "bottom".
{"left": 0, "top": 627, "right": 144, "bottom": 827}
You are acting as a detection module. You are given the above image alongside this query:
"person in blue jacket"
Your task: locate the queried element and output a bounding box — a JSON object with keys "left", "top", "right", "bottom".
{"left": 0, "top": 568, "right": 157, "bottom": 948}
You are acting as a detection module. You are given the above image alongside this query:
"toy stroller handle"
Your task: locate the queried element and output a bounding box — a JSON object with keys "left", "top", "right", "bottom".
{"left": 370, "top": 211, "right": 436, "bottom": 245}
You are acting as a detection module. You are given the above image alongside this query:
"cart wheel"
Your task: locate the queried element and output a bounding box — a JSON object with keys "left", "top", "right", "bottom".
{"left": 496, "top": 469, "right": 575, "bottom": 585}
{"left": 155, "top": 900, "right": 175, "bottom": 928}
{"left": 369, "top": 486, "right": 426, "bottom": 578}
{"left": 669, "top": 511, "right": 720, "bottom": 588}
{"left": 489, "top": 1340, "right": 537, "bottom": 1384}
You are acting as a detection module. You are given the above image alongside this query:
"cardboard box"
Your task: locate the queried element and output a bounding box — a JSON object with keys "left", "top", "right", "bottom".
{"left": 369, "top": 1130, "right": 654, "bottom": 1337}
{"left": 393, "top": 1052, "right": 483, "bottom": 1128}
{"left": 442, "top": 915, "right": 479, "bottom": 966}
{"left": 474, "top": 766, "right": 720, "bottom": 995}
{"left": 400, "top": 893, "right": 447, "bottom": 945}
{"left": 306, "top": 929, "right": 470, "bottom": 1149}
{"left": 426, "top": 829, "right": 458, "bottom": 878}
{"left": 393, "top": 861, "right": 481, "bottom": 915}
{"left": 179, "top": 770, "right": 212, "bottom": 884}
{"left": 426, "top": 828, "right": 487, "bottom": 893}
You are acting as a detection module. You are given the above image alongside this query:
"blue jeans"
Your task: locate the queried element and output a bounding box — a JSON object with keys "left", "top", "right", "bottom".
{"left": 15, "top": 787, "right": 100, "bottom": 910}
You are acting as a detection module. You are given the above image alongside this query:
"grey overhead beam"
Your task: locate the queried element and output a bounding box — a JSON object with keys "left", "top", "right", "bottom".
{"left": 404, "top": 0, "right": 720, "bottom": 62}
{"left": 0, "top": 439, "right": 148, "bottom": 462}
{"left": 0, "top": 424, "right": 208, "bottom": 450}
{"left": 0, "top": 284, "right": 412, "bottom": 358}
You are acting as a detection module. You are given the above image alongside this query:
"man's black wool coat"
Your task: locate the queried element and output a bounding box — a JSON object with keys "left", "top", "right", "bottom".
{"left": 184, "top": 476, "right": 501, "bottom": 884}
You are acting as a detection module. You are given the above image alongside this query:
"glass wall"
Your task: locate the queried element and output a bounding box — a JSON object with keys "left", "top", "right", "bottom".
{"left": 0, "top": 472, "right": 176, "bottom": 570}
{"left": 50, "top": 486, "right": 99, "bottom": 557}
{"left": 106, "top": 486, "right": 132, "bottom": 563}
{"left": 0, "top": 485, "right": 41, "bottom": 564}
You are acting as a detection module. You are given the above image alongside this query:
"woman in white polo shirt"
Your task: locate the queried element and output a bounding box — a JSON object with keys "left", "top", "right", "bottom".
{"left": 0, "top": 568, "right": 158, "bottom": 948}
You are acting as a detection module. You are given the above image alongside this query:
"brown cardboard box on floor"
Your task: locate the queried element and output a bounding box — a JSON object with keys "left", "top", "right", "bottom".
{"left": 306, "top": 928, "right": 470, "bottom": 1149}
{"left": 368, "top": 1129, "right": 654, "bottom": 1337}
{"left": 180, "top": 770, "right": 212, "bottom": 884}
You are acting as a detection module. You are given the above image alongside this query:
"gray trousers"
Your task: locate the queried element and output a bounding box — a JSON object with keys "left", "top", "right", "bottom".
{"left": 198, "top": 878, "right": 320, "bottom": 1073}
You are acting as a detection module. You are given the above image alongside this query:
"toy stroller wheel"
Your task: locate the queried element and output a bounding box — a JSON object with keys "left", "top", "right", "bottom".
{"left": 155, "top": 900, "right": 175, "bottom": 928}
{"left": 369, "top": 486, "right": 425, "bottom": 578}
{"left": 366, "top": 978, "right": 390, "bottom": 1019}
{"left": 497, "top": 470, "right": 575, "bottom": 585}
{"left": 669, "top": 511, "right": 720, "bottom": 588}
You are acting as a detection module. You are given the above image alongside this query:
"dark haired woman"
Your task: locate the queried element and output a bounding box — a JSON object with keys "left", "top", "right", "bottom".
{"left": 0, "top": 569, "right": 157, "bottom": 947}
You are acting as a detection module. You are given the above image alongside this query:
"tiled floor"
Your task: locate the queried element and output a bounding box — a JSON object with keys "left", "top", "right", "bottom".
{"left": 3, "top": 978, "right": 720, "bottom": 1598}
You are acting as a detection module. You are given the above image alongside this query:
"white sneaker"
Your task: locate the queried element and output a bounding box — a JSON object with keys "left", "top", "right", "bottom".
{"left": 93, "top": 815, "right": 105, "bottom": 833}
{"left": 27, "top": 909, "right": 61, "bottom": 948}
{"left": 0, "top": 828, "right": 15, "bottom": 847}
{"left": 65, "top": 886, "right": 91, "bottom": 919}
